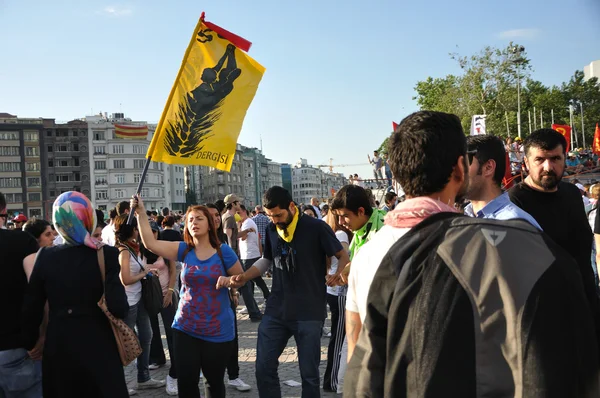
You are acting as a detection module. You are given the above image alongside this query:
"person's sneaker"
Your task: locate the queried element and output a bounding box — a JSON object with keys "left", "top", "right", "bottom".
{"left": 148, "top": 363, "right": 164, "bottom": 370}
{"left": 228, "top": 378, "right": 252, "bottom": 391}
{"left": 128, "top": 389, "right": 137, "bottom": 396}
{"left": 166, "top": 375, "right": 178, "bottom": 396}
{"left": 238, "top": 307, "right": 248, "bottom": 314}
{"left": 137, "top": 378, "right": 166, "bottom": 389}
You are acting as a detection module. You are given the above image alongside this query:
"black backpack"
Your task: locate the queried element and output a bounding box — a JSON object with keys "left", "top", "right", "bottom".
{"left": 345, "top": 213, "right": 600, "bottom": 398}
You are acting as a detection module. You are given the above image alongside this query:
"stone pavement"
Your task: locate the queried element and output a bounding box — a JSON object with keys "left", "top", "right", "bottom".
{"left": 125, "top": 279, "right": 340, "bottom": 398}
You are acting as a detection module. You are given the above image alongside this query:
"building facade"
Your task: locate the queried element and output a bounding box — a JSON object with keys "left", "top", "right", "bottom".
{"left": 87, "top": 114, "right": 170, "bottom": 213}
{"left": 266, "top": 161, "right": 283, "bottom": 192}
{"left": 584, "top": 60, "right": 600, "bottom": 82}
{"left": 291, "top": 159, "right": 323, "bottom": 205}
{"left": 167, "top": 164, "right": 186, "bottom": 212}
{"left": 281, "top": 163, "right": 293, "bottom": 193}
{"left": 43, "top": 118, "right": 92, "bottom": 215}
{"left": 0, "top": 113, "right": 46, "bottom": 219}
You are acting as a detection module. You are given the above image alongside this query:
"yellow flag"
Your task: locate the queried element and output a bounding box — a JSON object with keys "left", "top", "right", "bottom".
{"left": 147, "top": 14, "right": 265, "bottom": 171}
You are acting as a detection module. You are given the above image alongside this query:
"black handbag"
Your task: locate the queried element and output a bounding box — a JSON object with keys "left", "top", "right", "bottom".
{"left": 122, "top": 246, "right": 163, "bottom": 317}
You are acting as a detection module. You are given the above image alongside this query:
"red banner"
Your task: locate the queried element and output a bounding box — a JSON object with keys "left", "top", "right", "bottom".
{"left": 551, "top": 124, "right": 571, "bottom": 152}
{"left": 593, "top": 124, "right": 600, "bottom": 155}
{"left": 392, "top": 121, "right": 398, "bottom": 131}
{"left": 114, "top": 124, "right": 149, "bottom": 139}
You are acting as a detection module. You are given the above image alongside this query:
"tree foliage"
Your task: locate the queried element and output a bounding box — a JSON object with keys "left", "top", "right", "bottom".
{"left": 407, "top": 43, "right": 600, "bottom": 148}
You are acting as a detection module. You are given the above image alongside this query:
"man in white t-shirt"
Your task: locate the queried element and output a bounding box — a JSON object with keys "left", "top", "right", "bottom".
{"left": 101, "top": 207, "right": 118, "bottom": 246}
{"left": 345, "top": 111, "right": 469, "bottom": 361}
{"left": 237, "top": 205, "right": 263, "bottom": 322}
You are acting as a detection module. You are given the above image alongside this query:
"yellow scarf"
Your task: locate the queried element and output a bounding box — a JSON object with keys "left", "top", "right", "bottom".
{"left": 276, "top": 205, "right": 300, "bottom": 243}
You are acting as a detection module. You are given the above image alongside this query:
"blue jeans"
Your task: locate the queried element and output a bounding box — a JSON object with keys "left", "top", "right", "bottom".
{"left": 256, "top": 315, "right": 322, "bottom": 398}
{"left": 385, "top": 171, "right": 393, "bottom": 191}
{"left": 0, "top": 348, "right": 42, "bottom": 398}
{"left": 124, "top": 300, "right": 153, "bottom": 383}
{"left": 240, "top": 258, "right": 262, "bottom": 320}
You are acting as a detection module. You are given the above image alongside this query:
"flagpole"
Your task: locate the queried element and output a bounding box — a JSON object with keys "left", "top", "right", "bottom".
{"left": 569, "top": 104, "right": 575, "bottom": 151}
{"left": 540, "top": 110, "right": 543, "bottom": 129}
{"left": 580, "top": 101, "right": 586, "bottom": 149}
{"left": 528, "top": 110, "right": 532, "bottom": 135}
{"left": 533, "top": 107, "right": 537, "bottom": 130}
{"left": 127, "top": 157, "right": 152, "bottom": 224}
{"left": 505, "top": 111, "right": 510, "bottom": 136}
{"left": 551, "top": 109, "right": 554, "bottom": 125}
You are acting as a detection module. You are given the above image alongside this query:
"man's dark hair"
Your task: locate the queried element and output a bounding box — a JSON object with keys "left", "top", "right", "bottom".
{"left": 146, "top": 210, "right": 152, "bottom": 217}
{"left": 156, "top": 215, "right": 164, "bottom": 226}
{"left": 204, "top": 203, "right": 218, "bottom": 211}
{"left": 109, "top": 207, "right": 118, "bottom": 220}
{"left": 263, "top": 186, "right": 293, "bottom": 210}
{"left": 0, "top": 191, "right": 5, "bottom": 211}
{"left": 117, "top": 200, "right": 130, "bottom": 215}
{"left": 330, "top": 185, "right": 374, "bottom": 216}
{"left": 215, "top": 200, "right": 225, "bottom": 214}
{"left": 151, "top": 211, "right": 158, "bottom": 217}
{"left": 226, "top": 202, "right": 234, "bottom": 211}
{"left": 95, "top": 209, "right": 105, "bottom": 224}
{"left": 239, "top": 204, "right": 248, "bottom": 215}
{"left": 23, "top": 218, "right": 51, "bottom": 239}
{"left": 387, "top": 111, "right": 467, "bottom": 197}
{"left": 467, "top": 135, "right": 506, "bottom": 187}
{"left": 162, "top": 207, "right": 170, "bottom": 216}
{"left": 524, "top": 128, "right": 568, "bottom": 156}
{"left": 384, "top": 192, "right": 397, "bottom": 204}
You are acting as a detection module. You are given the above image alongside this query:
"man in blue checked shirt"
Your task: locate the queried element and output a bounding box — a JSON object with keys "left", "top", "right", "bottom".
{"left": 253, "top": 205, "right": 270, "bottom": 247}
{"left": 464, "top": 135, "right": 542, "bottom": 230}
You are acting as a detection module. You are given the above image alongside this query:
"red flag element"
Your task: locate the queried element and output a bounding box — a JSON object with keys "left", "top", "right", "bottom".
{"left": 200, "top": 12, "right": 252, "bottom": 52}
{"left": 593, "top": 124, "right": 600, "bottom": 155}
{"left": 392, "top": 122, "right": 399, "bottom": 131}
{"left": 502, "top": 151, "right": 513, "bottom": 189}
{"left": 114, "top": 124, "right": 148, "bottom": 139}
{"left": 551, "top": 124, "right": 572, "bottom": 152}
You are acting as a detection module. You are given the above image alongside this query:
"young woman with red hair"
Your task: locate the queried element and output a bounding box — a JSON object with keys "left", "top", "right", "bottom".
{"left": 131, "top": 196, "right": 244, "bottom": 398}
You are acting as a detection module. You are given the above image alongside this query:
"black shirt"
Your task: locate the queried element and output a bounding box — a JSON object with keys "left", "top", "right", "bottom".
{"left": 1, "top": 229, "right": 38, "bottom": 350}
{"left": 159, "top": 229, "right": 183, "bottom": 242}
{"left": 263, "top": 214, "right": 343, "bottom": 321}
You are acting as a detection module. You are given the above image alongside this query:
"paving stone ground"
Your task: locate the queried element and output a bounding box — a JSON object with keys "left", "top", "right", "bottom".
{"left": 126, "top": 278, "right": 339, "bottom": 397}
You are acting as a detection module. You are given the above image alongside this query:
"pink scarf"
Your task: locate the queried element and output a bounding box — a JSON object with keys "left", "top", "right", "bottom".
{"left": 385, "top": 197, "right": 458, "bottom": 228}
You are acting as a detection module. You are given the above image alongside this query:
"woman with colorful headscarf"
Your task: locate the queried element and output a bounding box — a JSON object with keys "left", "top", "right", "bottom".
{"left": 21, "top": 191, "right": 130, "bottom": 398}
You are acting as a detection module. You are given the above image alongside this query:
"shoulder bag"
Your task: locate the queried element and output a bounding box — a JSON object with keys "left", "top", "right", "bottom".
{"left": 120, "top": 245, "right": 163, "bottom": 317}
{"left": 96, "top": 247, "right": 142, "bottom": 366}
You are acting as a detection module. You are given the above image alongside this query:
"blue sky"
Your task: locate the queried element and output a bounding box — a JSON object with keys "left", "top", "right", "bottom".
{"left": 1, "top": 0, "right": 599, "bottom": 179}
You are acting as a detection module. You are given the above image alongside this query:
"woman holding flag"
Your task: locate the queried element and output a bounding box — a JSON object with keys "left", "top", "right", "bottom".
{"left": 131, "top": 195, "right": 244, "bottom": 398}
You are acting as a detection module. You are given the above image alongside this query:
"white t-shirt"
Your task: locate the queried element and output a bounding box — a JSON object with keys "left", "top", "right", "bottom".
{"left": 124, "top": 251, "right": 144, "bottom": 306}
{"left": 101, "top": 224, "right": 116, "bottom": 246}
{"left": 327, "top": 230, "right": 350, "bottom": 296}
{"left": 238, "top": 218, "right": 261, "bottom": 260}
{"left": 346, "top": 225, "right": 410, "bottom": 322}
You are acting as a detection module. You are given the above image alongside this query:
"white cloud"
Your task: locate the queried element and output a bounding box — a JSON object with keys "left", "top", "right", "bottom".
{"left": 497, "top": 28, "right": 541, "bottom": 40}
{"left": 102, "top": 5, "right": 133, "bottom": 17}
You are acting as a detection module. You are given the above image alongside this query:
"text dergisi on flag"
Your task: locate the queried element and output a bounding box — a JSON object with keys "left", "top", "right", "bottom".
{"left": 551, "top": 124, "right": 572, "bottom": 152}
{"left": 146, "top": 13, "right": 265, "bottom": 171}
{"left": 114, "top": 124, "right": 149, "bottom": 139}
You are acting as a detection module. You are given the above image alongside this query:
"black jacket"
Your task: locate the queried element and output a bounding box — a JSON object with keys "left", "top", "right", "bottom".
{"left": 345, "top": 214, "right": 600, "bottom": 398}
{"left": 21, "top": 244, "right": 129, "bottom": 398}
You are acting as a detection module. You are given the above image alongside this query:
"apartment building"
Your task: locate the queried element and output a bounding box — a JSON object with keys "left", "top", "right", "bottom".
{"left": 43, "top": 118, "right": 92, "bottom": 211}
{"left": 0, "top": 113, "right": 46, "bottom": 218}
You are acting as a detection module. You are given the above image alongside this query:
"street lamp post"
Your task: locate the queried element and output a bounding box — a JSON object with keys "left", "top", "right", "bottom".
{"left": 580, "top": 101, "right": 586, "bottom": 149}
{"left": 512, "top": 45, "right": 525, "bottom": 139}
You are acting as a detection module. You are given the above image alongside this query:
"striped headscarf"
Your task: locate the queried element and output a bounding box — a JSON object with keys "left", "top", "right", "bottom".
{"left": 53, "top": 191, "right": 99, "bottom": 249}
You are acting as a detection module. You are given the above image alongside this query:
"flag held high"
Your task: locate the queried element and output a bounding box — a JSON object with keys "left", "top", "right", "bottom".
{"left": 146, "top": 12, "right": 265, "bottom": 172}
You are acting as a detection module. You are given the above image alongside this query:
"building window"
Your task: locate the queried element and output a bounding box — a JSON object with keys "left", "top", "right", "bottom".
{"left": 74, "top": 157, "right": 80, "bottom": 166}
{"left": 93, "top": 131, "right": 105, "bottom": 140}
{"left": 115, "top": 189, "right": 125, "bottom": 199}
{"left": 48, "top": 160, "right": 54, "bottom": 167}
{"left": 0, "top": 132, "right": 19, "bottom": 140}
{"left": 72, "top": 131, "right": 78, "bottom": 137}
{"left": 57, "top": 159, "right": 69, "bottom": 167}
{"left": 57, "top": 145, "right": 68, "bottom": 152}
{"left": 141, "top": 188, "right": 149, "bottom": 197}
{"left": 49, "top": 190, "right": 55, "bottom": 197}
{"left": 46, "top": 130, "right": 52, "bottom": 137}
{"left": 26, "top": 163, "right": 40, "bottom": 171}
{"left": 72, "top": 143, "right": 79, "bottom": 152}
{"left": 114, "top": 160, "right": 125, "bottom": 169}
{"left": 29, "top": 208, "right": 42, "bottom": 218}
{"left": 28, "top": 193, "right": 41, "bottom": 202}
{"left": 24, "top": 132, "right": 38, "bottom": 141}
{"left": 95, "top": 161, "right": 106, "bottom": 170}
{"left": 0, "top": 146, "right": 19, "bottom": 156}
{"left": 25, "top": 147, "right": 39, "bottom": 156}
{"left": 0, "top": 162, "right": 20, "bottom": 172}
{"left": 74, "top": 172, "right": 80, "bottom": 181}
{"left": 56, "top": 175, "right": 69, "bottom": 182}
{"left": 134, "top": 159, "right": 145, "bottom": 169}
{"left": 95, "top": 177, "right": 107, "bottom": 186}
{"left": 133, "top": 145, "right": 146, "bottom": 154}
{"left": 134, "top": 174, "right": 148, "bottom": 183}
{"left": 94, "top": 146, "right": 106, "bottom": 154}
{"left": 113, "top": 145, "right": 124, "bottom": 154}
{"left": 115, "top": 174, "right": 125, "bottom": 184}
{"left": 27, "top": 177, "right": 40, "bottom": 187}
{"left": 96, "top": 190, "right": 108, "bottom": 200}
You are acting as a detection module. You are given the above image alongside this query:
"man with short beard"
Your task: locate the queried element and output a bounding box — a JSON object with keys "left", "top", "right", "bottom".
{"left": 464, "top": 135, "right": 540, "bottom": 229}
{"left": 509, "top": 128, "right": 597, "bottom": 298}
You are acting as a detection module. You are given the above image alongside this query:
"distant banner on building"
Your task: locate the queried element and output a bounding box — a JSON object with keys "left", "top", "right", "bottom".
{"left": 146, "top": 13, "right": 265, "bottom": 172}
{"left": 114, "top": 124, "right": 149, "bottom": 139}
{"left": 551, "top": 124, "right": 571, "bottom": 152}
{"left": 470, "top": 115, "right": 486, "bottom": 136}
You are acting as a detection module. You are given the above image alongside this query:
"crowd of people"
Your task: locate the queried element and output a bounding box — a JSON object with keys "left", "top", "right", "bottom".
{"left": 3, "top": 110, "right": 600, "bottom": 397}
